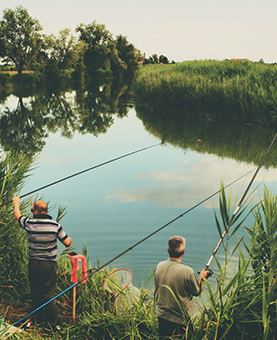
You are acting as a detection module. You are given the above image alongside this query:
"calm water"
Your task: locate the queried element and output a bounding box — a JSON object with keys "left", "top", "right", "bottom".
{"left": 1, "top": 92, "right": 276, "bottom": 287}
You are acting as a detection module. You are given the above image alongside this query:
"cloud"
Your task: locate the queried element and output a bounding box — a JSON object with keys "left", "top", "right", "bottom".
{"left": 106, "top": 155, "right": 277, "bottom": 209}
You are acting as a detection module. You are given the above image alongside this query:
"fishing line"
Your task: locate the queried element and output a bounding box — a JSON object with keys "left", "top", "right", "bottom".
{"left": 0, "top": 142, "right": 161, "bottom": 208}
{"left": 205, "top": 132, "right": 277, "bottom": 274}
{"left": 13, "top": 169, "right": 253, "bottom": 327}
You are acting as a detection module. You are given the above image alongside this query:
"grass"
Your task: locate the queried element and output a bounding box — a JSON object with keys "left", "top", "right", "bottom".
{"left": 0, "top": 151, "right": 276, "bottom": 339}
{"left": 134, "top": 60, "right": 277, "bottom": 127}
{"left": 0, "top": 71, "right": 34, "bottom": 75}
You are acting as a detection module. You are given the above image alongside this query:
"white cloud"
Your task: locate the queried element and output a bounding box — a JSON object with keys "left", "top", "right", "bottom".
{"left": 106, "top": 155, "right": 277, "bottom": 209}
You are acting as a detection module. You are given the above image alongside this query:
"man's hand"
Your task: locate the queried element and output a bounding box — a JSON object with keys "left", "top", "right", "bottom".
{"left": 199, "top": 269, "right": 210, "bottom": 281}
{"left": 63, "top": 236, "right": 73, "bottom": 247}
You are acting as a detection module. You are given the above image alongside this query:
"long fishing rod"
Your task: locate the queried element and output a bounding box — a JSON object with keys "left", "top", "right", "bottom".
{"left": 0, "top": 142, "right": 161, "bottom": 208}
{"left": 204, "top": 132, "right": 277, "bottom": 275}
{"left": 13, "top": 169, "right": 253, "bottom": 327}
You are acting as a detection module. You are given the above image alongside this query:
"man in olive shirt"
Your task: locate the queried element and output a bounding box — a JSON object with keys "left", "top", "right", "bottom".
{"left": 155, "top": 235, "right": 209, "bottom": 338}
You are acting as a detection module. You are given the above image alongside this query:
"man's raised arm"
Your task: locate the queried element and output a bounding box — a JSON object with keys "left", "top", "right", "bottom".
{"left": 12, "top": 196, "right": 21, "bottom": 221}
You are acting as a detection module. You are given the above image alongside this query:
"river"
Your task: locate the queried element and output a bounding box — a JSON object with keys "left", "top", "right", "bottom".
{"left": 0, "top": 89, "right": 276, "bottom": 287}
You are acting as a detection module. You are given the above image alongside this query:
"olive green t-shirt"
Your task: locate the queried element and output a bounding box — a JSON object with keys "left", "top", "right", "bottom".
{"left": 155, "top": 258, "right": 201, "bottom": 324}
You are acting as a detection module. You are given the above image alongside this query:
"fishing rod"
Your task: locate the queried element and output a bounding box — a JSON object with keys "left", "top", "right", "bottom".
{"left": 0, "top": 142, "right": 161, "bottom": 208}
{"left": 13, "top": 169, "right": 253, "bottom": 327}
{"left": 204, "top": 132, "right": 277, "bottom": 277}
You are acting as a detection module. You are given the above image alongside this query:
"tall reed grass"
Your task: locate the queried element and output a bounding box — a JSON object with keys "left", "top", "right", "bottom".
{"left": 0, "top": 152, "right": 32, "bottom": 303}
{"left": 134, "top": 60, "right": 277, "bottom": 126}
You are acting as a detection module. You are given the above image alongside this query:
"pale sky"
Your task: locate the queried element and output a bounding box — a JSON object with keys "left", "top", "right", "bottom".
{"left": 0, "top": 0, "right": 276, "bottom": 62}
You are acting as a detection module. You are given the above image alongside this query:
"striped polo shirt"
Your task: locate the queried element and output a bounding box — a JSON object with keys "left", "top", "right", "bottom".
{"left": 19, "top": 214, "right": 69, "bottom": 261}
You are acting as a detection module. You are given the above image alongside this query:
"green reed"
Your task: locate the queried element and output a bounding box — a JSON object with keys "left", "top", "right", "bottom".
{"left": 190, "top": 187, "right": 277, "bottom": 340}
{"left": 134, "top": 60, "right": 277, "bottom": 126}
{"left": 0, "top": 152, "right": 33, "bottom": 302}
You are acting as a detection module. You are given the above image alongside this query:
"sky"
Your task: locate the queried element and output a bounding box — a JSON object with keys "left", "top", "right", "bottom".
{"left": 0, "top": 0, "right": 276, "bottom": 63}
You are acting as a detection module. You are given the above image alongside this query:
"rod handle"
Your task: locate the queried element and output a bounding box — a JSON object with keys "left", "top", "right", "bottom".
{"left": 198, "top": 267, "right": 214, "bottom": 278}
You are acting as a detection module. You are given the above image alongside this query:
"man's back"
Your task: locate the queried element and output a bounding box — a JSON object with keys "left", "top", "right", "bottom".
{"left": 19, "top": 214, "right": 68, "bottom": 261}
{"left": 155, "top": 259, "right": 201, "bottom": 324}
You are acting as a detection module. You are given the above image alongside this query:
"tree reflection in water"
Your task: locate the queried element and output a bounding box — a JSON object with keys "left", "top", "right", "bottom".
{"left": 135, "top": 103, "right": 277, "bottom": 168}
{"left": 0, "top": 78, "right": 133, "bottom": 156}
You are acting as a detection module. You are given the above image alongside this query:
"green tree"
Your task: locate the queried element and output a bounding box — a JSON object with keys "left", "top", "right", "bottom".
{"left": 0, "top": 6, "right": 43, "bottom": 74}
{"left": 159, "top": 55, "right": 169, "bottom": 64}
{"left": 115, "top": 35, "right": 141, "bottom": 78}
{"left": 76, "top": 21, "right": 115, "bottom": 75}
{"left": 45, "top": 29, "right": 80, "bottom": 72}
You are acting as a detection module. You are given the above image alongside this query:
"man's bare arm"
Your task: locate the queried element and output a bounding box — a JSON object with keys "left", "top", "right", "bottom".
{"left": 12, "top": 196, "right": 21, "bottom": 221}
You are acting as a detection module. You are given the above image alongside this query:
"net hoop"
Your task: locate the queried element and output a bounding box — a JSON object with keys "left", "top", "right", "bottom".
{"left": 103, "top": 268, "right": 133, "bottom": 292}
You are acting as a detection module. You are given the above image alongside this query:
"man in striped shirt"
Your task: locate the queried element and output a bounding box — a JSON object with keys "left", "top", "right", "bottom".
{"left": 12, "top": 196, "right": 72, "bottom": 325}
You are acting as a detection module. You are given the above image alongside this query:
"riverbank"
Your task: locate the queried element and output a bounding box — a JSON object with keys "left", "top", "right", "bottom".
{"left": 134, "top": 60, "right": 277, "bottom": 127}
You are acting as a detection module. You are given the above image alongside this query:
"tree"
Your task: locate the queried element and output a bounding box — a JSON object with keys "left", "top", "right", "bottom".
{"left": 76, "top": 21, "right": 115, "bottom": 75}
{"left": 159, "top": 55, "right": 169, "bottom": 64}
{"left": 115, "top": 35, "right": 141, "bottom": 78}
{"left": 0, "top": 6, "right": 43, "bottom": 74}
{"left": 143, "top": 54, "right": 172, "bottom": 65}
{"left": 44, "top": 29, "right": 80, "bottom": 71}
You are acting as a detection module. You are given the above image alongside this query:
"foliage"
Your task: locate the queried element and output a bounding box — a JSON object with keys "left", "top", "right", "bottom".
{"left": 76, "top": 21, "right": 116, "bottom": 77}
{"left": 134, "top": 60, "right": 277, "bottom": 127}
{"left": 0, "top": 152, "right": 32, "bottom": 302}
{"left": 0, "top": 6, "right": 44, "bottom": 74}
{"left": 42, "top": 29, "right": 85, "bottom": 86}
{"left": 191, "top": 187, "right": 277, "bottom": 340}
{"left": 143, "top": 53, "right": 174, "bottom": 64}
{"left": 0, "top": 6, "right": 141, "bottom": 81}
{"left": 114, "top": 35, "right": 141, "bottom": 78}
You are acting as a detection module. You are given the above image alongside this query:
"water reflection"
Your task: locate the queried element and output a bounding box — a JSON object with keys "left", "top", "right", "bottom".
{"left": 0, "top": 79, "right": 133, "bottom": 156}
{"left": 135, "top": 103, "right": 277, "bottom": 167}
{"left": 1, "top": 79, "right": 276, "bottom": 167}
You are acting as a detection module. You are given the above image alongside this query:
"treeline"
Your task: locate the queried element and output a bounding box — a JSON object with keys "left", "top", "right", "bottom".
{"left": 143, "top": 53, "right": 175, "bottom": 64}
{"left": 134, "top": 60, "right": 277, "bottom": 127}
{"left": 0, "top": 6, "right": 141, "bottom": 84}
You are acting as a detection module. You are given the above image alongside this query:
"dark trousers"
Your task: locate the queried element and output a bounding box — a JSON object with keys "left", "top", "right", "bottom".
{"left": 29, "top": 259, "right": 57, "bottom": 324}
{"left": 158, "top": 317, "right": 184, "bottom": 339}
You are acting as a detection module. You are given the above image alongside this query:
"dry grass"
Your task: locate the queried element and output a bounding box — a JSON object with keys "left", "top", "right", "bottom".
{"left": 0, "top": 70, "right": 34, "bottom": 75}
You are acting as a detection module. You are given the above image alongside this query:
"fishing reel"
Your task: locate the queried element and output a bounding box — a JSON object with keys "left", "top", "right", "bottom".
{"left": 206, "top": 268, "right": 214, "bottom": 278}
{"left": 198, "top": 267, "right": 214, "bottom": 279}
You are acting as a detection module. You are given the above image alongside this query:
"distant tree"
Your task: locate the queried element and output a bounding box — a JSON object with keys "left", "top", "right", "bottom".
{"left": 76, "top": 21, "right": 114, "bottom": 75}
{"left": 0, "top": 6, "right": 44, "bottom": 74}
{"left": 115, "top": 35, "right": 141, "bottom": 77}
{"left": 143, "top": 53, "right": 171, "bottom": 65}
{"left": 151, "top": 54, "right": 159, "bottom": 64}
{"left": 159, "top": 55, "right": 169, "bottom": 64}
{"left": 44, "top": 29, "right": 80, "bottom": 71}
